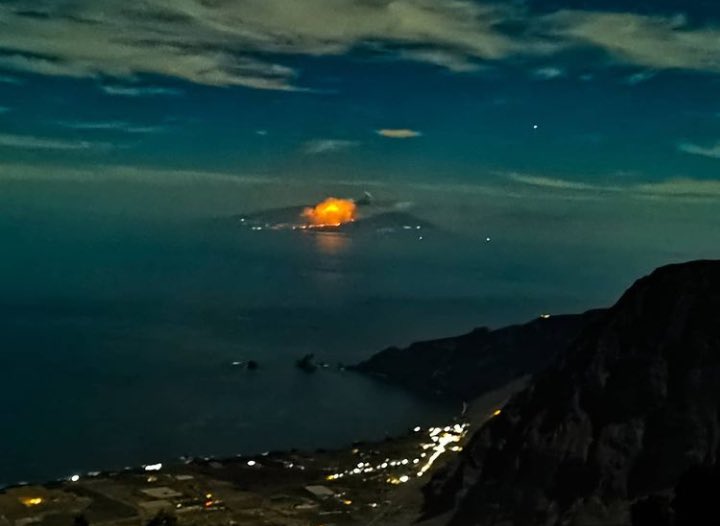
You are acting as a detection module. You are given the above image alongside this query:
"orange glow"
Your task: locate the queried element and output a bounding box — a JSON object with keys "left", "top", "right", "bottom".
{"left": 492, "top": 409, "right": 502, "bottom": 417}
{"left": 302, "top": 197, "right": 356, "bottom": 227}
{"left": 21, "top": 497, "right": 43, "bottom": 507}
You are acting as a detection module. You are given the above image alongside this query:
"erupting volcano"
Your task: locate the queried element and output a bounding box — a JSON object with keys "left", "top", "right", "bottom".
{"left": 302, "top": 197, "right": 357, "bottom": 227}
{"left": 228, "top": 192, "right": 434, "bottom": 235}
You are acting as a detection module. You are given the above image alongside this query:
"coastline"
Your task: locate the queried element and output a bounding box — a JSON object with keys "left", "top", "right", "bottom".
{"left": 1, "top": 417, "right": 469, "bottom": 526}
{"left": 0, "top": 379, "right": 525, "bottom": 526}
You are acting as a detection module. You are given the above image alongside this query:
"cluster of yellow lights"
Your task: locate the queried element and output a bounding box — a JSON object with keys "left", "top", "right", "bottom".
{"left": 415, "top": 424, "right": 468, "bottom": 478}
{"left": 324, "top": 423, "right": 470, "bottom": 487}
{"left": 21, "top": 497, "right": 43, "bottom": 507}
{"left": 386, "top": 475, "right": 411, "bottom": 485}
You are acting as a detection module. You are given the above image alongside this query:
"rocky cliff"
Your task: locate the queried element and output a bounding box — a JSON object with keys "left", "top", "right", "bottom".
{"left": 354, "top": 312, "right": 602, "bottom": 401}
{"left": 423, "top": 260, "right": 720, "bottom": 526}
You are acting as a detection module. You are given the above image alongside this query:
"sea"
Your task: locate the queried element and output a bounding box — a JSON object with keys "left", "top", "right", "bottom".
{"left": 2, "top": 181, "right": 714, "bottom": 485}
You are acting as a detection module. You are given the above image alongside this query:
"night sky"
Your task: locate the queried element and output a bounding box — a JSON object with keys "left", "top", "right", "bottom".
{"left": 0, "top": 0, "right": 719, "bottom": 263}
{"left": 0, "top": 1, "right": 719, "bottom": 181}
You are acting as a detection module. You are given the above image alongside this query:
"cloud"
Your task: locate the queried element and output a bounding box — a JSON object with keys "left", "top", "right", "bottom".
{"left": 57, "top": 120, "right": 166, "bottom": 134}
{"left": 0, "top": 133, "right": 109, "bottom": 151}
{"left": 303, "top": 139, "right": 359, "bottom": 154}
{"left": 376, "top": 129, "right": 422, "bottom": 139}
{"left": 625, "top": 70, "right": 657, "bottom": 85}
{"left": 0, "top": 106, "right": 9, "bottom": 114}
{"left": 507, "top": 173, "right": 617, "bottom": 192}
{"left": 678, "top": 141, "right": 720, "bottom": 159}
{"left": 0, "top": 2, "right": 303, "bottom": 90}
{"left": 0, "top": 54, "right": 95, "bottom": 78}
{"left": 1, "top": 3, "right": 720, "bottom": 91}
{"left": 398, "top": 49, "right": 483, "bottom": 72}
{"left": 634, "top": 179, "right": 720, "bottom": 199}
{"left": 533, "top": 67, "right": 565, "bottom": 80}
{"left": 507, "top": 172, "right": 720, "bottom": 201}
{"left": 545, "top": 11, "right": 720, "bottom": 74}
{"left": 0, "top": 74, "right": 23, "bottom": 84}
{"left": 0, "top": 162, "right": 272, "bottom": 185}
{"left": 101, "top": 85, "right": 183, "bottom": 97}
{"left": 0, "top": 0, "right": 544, "bottom": 90}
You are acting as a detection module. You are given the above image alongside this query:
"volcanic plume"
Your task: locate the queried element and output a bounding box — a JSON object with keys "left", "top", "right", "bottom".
{"left": 302, "top": 197, "right": 357, "bottom": 227}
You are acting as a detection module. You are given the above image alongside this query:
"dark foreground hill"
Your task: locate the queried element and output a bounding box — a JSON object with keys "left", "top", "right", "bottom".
{"left": 353, "top": 311, "right": 603, "bottom": 401}
{"left": 423, "top": 260, "right": 720, "bottom": 526}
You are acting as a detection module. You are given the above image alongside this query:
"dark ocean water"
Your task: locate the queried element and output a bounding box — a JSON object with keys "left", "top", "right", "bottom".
{"left": 0, "top": 203, "right": 706, "bottom": 485}
{"left": 0, "top": 215, "right": 518, "bottom": 485}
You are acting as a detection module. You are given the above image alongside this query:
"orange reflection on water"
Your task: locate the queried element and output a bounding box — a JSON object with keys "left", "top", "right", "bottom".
{"left": 313, "top": 232, "right": 350, "bottom": 255}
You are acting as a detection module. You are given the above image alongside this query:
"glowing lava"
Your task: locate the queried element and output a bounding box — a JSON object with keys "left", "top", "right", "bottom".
{"left": 302, "top": 197, "right": 357, "bottom": 227}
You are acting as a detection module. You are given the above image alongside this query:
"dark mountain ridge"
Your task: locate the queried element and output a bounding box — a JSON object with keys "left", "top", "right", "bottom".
{"left": 353, "top": 311, "right": 603, "bottom": 401}
{"left": 423, "top": 260, "right": 720, "bottom": 526}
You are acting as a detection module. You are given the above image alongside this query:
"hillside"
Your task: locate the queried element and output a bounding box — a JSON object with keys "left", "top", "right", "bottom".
{"left": 353, "top": 311, "right": 603, "bottom": 401}
{"left": 422, "top": 260, "right": 720, "bottom": 525}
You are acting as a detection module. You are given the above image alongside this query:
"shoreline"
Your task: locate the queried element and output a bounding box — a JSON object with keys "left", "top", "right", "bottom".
{"left": 1, "top": 380, "right": 527, "bottom": 526}
{"left": 1, "top": 415, "right": 473, "bottom": 526}
{"left": 1, "top": 395, "right": 461, "bottom": 493}
{"left": 2, "top": 376, "right": 527, "bottom": 492}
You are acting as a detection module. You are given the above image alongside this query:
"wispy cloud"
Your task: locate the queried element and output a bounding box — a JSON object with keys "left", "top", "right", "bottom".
{"left": 0, "top": 74, "right": 23, "bottom": 84}
{"left": 0, "top": 1, "right": 527, "bottom": 91}
{"left": 546, "top": 11, "right": 720, "bottom": 74}
{"left": 508, "top": 173, "right": 617, "bottom": 192}
{"left": 0, "top": 3, "right": 531, "bottom": 93}
{"left": 533, "top": 67, "right": 565, "bottom": 80}
{"left": 303, "top": 139, "right": 359, "bottom": 154}
{"left": 0, "top": 106, "right": 9, "bottom": 114}
{"left": 0, "top": 133, "right": 109, "bottom": 151}
{"left": 634, "top": 179, "right": 720, "bottom": 199}
{"left": 625, "top": 70, "right": 657, "bottom": 86}
{"left": 0, "top": 54, "right": 92, "bottom": 78}
{"left": 0, "top": 3, "right": 719, "bottom": 91}
{"left": 398, "top": 49, "right": 483, "bottom": 73}
{"left": 0, "top": 162, "right": 279, "bottom": 185}
{"left": 678, "top": 141, "right": 720, "bottom": 159}
{"left": 376, "top": 129, "right": 422, "bottom": 139}
{"left": 101, "top": 85, "right": 183, "bottom": 97}
{"left": 57, "top": 120, "right": 166, "bottom": 134}
{"left": 507, "top": 172, "right": 720, "bottom": 201}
